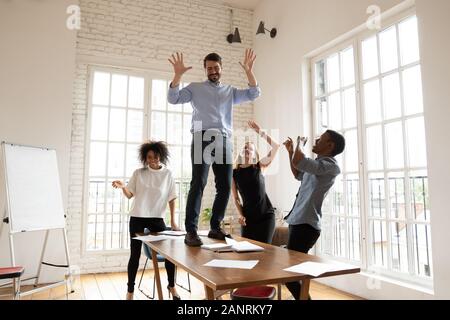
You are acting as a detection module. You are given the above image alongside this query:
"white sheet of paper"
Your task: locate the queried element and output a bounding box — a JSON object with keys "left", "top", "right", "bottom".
{"left": 225, "top": 237, "right": 264, "bottom": 252}
{"left": 323, "top": 261, "right": 358, "bottom": 273}
{"left": 233, "top": 241, "right": 264, "bottom": 252}
{"left": 284, "top": 261, "right": 332, "bottom": 277}
{"left": 225, "top": 237, "right": 238, "bottom": 245}
{"left": 203, "top": 259, "right": 259, "bottom": 269}
{"left": 284, "top": 261, "right": 356, "bottom": 277}
{"left": 133, "top": 235, "right": 171, "bottom": 242}
{"left": 158, "top": 230, "right": 187, "bottom": 236}
{"left": 201, "top": 243, "right": 233, "bottom": 251}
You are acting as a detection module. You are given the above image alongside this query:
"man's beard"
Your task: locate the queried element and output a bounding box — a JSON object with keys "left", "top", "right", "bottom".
{"left": 208, "top": 73, "right": 221, "bottom": 83}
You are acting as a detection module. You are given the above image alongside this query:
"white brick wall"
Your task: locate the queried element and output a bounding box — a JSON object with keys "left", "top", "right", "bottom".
{"left": 68, "top": 0, "right": 255, "bottom": 274}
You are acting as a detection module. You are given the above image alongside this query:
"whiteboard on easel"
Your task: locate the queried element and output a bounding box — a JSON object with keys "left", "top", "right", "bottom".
{"left": 2, "top": 143, "right": 65, "bottom": 233}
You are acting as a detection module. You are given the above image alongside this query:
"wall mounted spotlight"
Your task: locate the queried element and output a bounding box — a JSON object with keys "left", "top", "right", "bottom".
{"left": 256, "top": 21, "right": 277, "bottom": 38}
{"left": 227, "top": 27, "right": 241, "bottom": 43}
{"left": 226, "top": 9, "right": 241, "bottom": 43}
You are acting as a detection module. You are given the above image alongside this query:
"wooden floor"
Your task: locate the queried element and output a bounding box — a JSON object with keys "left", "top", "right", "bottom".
{"left": 0, "top": 269, "right": 362, "bottom": 300}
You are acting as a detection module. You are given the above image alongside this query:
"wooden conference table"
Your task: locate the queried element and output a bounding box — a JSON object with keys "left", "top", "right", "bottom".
{"left": 141, "top": 233, "right": 360, "bottom": 300}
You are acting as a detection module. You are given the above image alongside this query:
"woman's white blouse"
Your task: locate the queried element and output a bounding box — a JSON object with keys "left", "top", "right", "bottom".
{"left": 126, "top": 165, "right": 177, "bottom": 218}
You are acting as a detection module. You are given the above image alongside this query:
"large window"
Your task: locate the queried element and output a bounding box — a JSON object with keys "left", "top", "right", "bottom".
{"left": 312, "top": 15, "right": 432, "bottom": 285}
{"left": 150, "top": 79, "right": 192, "bottom": 229}
{"left": 85, "top": 69, "right": 192, "bottom": 251}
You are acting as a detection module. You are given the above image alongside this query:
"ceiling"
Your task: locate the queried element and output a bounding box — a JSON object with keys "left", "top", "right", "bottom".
{"left": 209, "top": 0, "right": 262, "bottom": 10}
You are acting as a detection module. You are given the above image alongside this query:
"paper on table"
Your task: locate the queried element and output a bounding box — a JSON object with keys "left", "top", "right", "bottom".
{"left": 233, "top": 241, "right": 265, "bottom": 252}
{"left": 325, "top": 261, "right": 358, "bottom": 273}
{"left": 225, "top": 237, "right": 264, "bottom": 252}
{"left": 284, "top": 261, "right": 332, "bottom": 277}
{"left": 158, "top": 230, "right": 187, "bottom": 236}
{"left": 201, "top": 243, "right": 233, "bottom": 252}
{"left": 203, "top": 259, "right": 259, "bottom": 269}
{"left": 284, "top": 261, "right": 357, "bottom": 277}
{"left": 225, "top": 237, "right": 238, "bottom": 245}
{"left": 133, "top": 235, "right": 171, "bottom": 242}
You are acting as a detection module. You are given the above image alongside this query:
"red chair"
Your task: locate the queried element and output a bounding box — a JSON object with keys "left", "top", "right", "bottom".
{"left": 0, "top": 266, "right": 24, "bottom": 300}
{"left": 231, "top": 285, "right": 276, "bottom": 300}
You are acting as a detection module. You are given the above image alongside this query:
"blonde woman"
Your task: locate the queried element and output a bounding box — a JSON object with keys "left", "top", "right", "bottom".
{"left": 231, "top": 121, "right": 280, "bottom": 243}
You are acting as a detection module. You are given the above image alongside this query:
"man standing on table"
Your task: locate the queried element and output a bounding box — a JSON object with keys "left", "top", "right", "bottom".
{"left": 167, "top": 49, "right": 261, "bottom": 246}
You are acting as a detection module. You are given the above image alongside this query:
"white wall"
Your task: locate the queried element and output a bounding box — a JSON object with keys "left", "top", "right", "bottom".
{"left": 253, "top": 0, "right": 450, "bottom": 299}
{"left": 0, "top": 0, "right": 77, "bottom": 284}
{"left": 415, "top": 0, "right": 450, "bottom": 299}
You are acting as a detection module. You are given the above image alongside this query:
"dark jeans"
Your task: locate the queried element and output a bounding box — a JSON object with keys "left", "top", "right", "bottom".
{"left": 241, "top": 214, "right": 276, "bottom": 244}
{"left": 127, "top": 217, "right": 175, "bottom": 293}
{"left": 185, "top": 131, "right": 233, "bottom": 232}
{"left": 285, "top": 224, "right": 321, "bottom": 300}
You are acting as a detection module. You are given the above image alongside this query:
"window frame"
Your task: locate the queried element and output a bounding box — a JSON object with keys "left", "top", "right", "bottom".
{"left": 310, "top": 8, "right": 433, "bottom": 288}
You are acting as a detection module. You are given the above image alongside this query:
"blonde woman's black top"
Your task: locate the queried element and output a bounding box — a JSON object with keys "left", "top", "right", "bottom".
{"left": 233, "top": 162, "right": 274, "bottom": 222}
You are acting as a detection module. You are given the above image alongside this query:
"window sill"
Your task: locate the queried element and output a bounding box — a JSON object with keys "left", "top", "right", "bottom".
{"left": 82, "top": 249, "right": 130, "bottom": 257}
{"left": 359, "top": 270, "right": 434, "bottom": 296}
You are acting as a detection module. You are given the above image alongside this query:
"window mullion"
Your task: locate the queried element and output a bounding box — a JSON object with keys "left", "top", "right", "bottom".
{"left": 395, "top": 23, "right": 416, "bottom": 276}
{"left": 84, "top": 68, "right": 94, "bottom": 254}
{"left": 374, "top": 29, "right": 393, "bottom": 271}
{"left": 179, "top": 106, "right": 186, "bottom": 228}
{"left": 338, "top": 49, "right": 349, "bottom": 260}
{"left": 310, "top": 61, "right": 323, "bottom": 255}
{"left": 354, "top": 38, "right": 369, "bottom": 269}
{"left": 165, "top": 85, "right": 169, "bottom": 141}
{"left": 343, "top": 172, "right": 350, "bottom": 259}
{"left": 147, "top": 76, "right": 153, "bottom": 140}
{"left": 381, "top": 103, "right": 393, "bottom": 271}
{"left": 119, "top": 76, "right": 130, "bottom": 250}
{"left": 324, "top": 59, "right": 329, "bottom": 129}
{"left": 102, "top": 73, "right": 113, "bottom": 251}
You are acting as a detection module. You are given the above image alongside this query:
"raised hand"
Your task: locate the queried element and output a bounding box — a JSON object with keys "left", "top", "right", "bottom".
{"left": 283, "top": 137, "right": 294, "bottom": 154}
{"left": 112, "top": 180, "right": 125, "bottom": 189}
{"left": 168, "top": 52, "right": 192, "bottom": 76}
{"left": 294, "top": 136, "right": 308, "bottom": 153}
{"left": 296, "top": 136, "right": 302, "bottom": 150}
{"left": 293, "top": 136, "right": 306, "bottom": 164}
{"left": 247, "top": 120, "right": 261, "bottom": 134}
{"left": 238, "top": 215, "right": 247, "bottom": 226}
{"left": 239, "top": 48, "right": 256, "bottom": 73}
{"left": 301, "top": 137, "right": 308, "bottom": 146}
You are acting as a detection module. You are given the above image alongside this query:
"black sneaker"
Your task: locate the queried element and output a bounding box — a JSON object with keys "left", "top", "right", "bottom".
{"left": 184, "top": 231, "right": 203, "bottom": 247}
{"left": 208, "top": 228, "right": 232, "bottom": 240}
